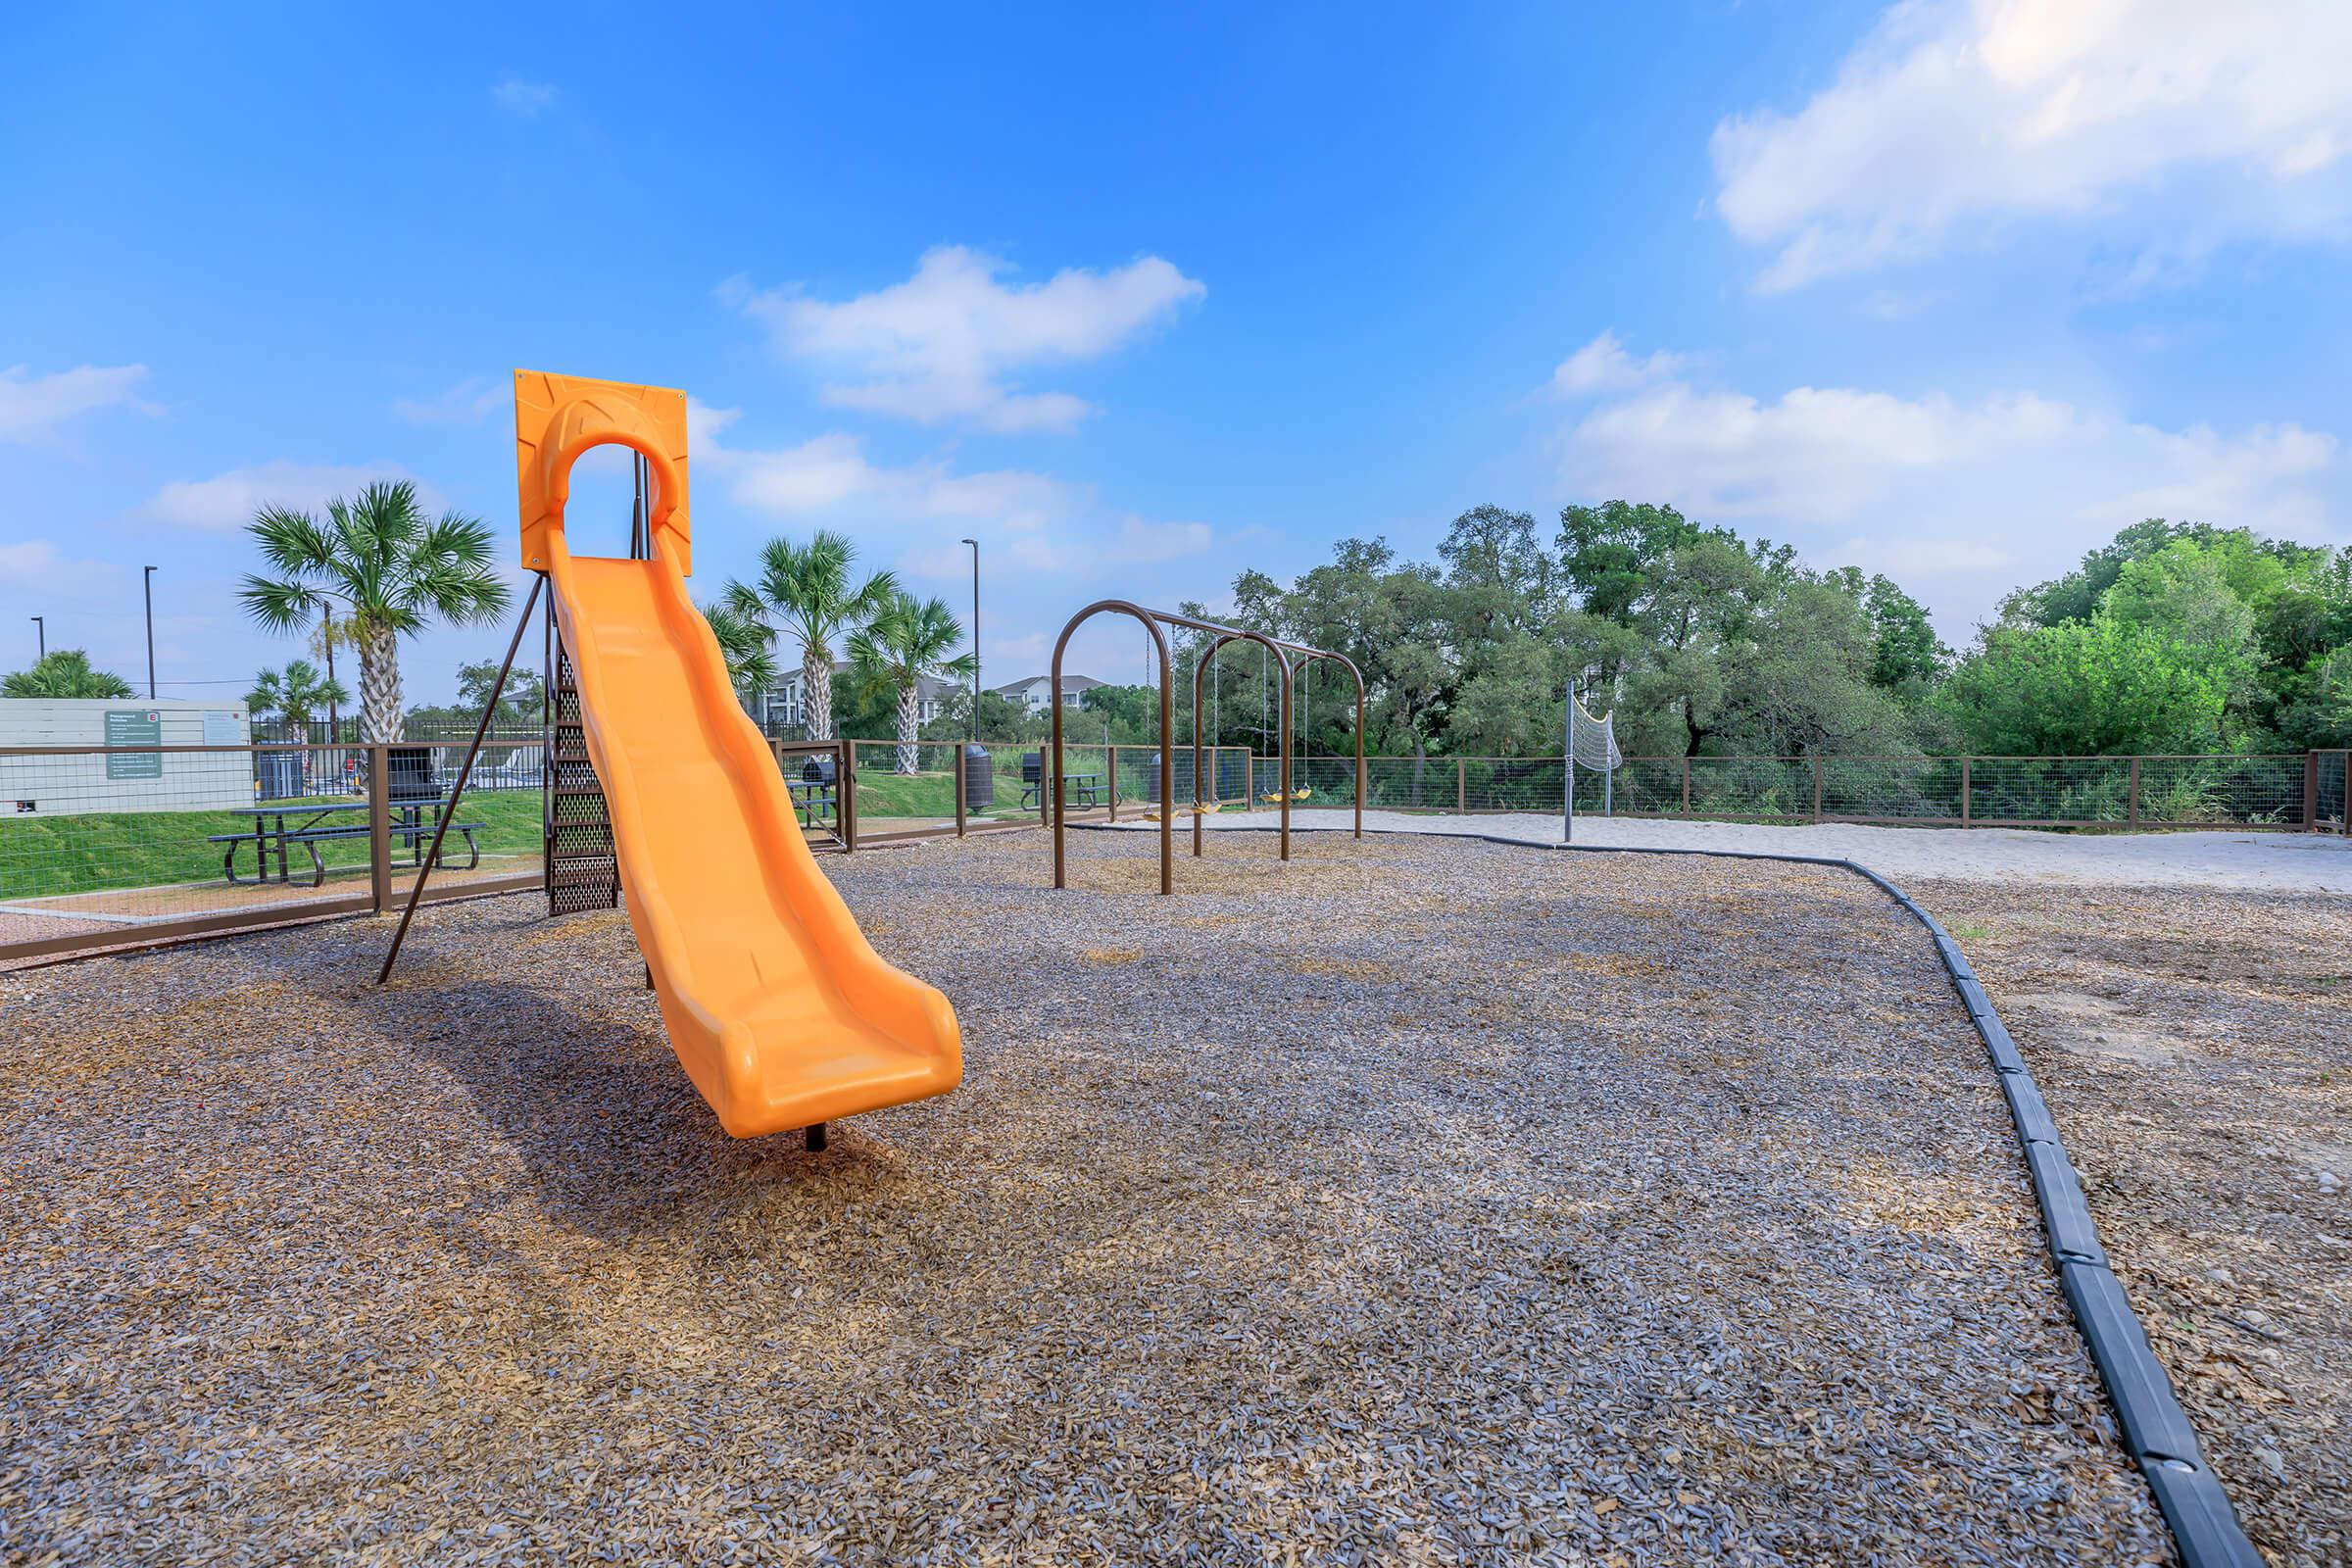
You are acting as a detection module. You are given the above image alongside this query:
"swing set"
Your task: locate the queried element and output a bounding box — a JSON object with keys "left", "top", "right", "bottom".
{"left": 1047, "top": 600, "right": 1365, "bottom": 895}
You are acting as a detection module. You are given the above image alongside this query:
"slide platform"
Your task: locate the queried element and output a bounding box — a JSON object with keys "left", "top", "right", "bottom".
{"left": 518, "top": 370, "right": 961, "bottom": 1138}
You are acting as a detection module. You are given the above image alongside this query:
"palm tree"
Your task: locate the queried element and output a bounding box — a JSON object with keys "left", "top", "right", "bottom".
{"left": 245, "top": 659, "right": 350, "bottom": 741}
{"left": 849, "top": 592, "right": 977, "bottom": 773}
{"left": 239, "top": 481, "right": 511, "bottom": 744}
{"left": 3, "top": 649, "right": 135, "bottom": 698}
{"left": 722, "top": 530, "right": 896, "bottom": 742}
{"left": 307, "top": 605, "right": 361, "bottom": 740}
{"left": 700, "top": 602, "right": 780, "bottom": 716}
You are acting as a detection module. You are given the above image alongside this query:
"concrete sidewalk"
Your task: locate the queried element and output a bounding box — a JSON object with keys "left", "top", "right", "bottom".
{"left": 1135, "top": 808, "right": 2352, "bottom": 893}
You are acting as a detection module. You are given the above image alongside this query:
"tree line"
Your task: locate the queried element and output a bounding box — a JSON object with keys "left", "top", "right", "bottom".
{"left": 962, "top": 503, "right": 2351, "bottom": 762}
{"left": 171, "top": 480, "right": 2347, "bottom": 765}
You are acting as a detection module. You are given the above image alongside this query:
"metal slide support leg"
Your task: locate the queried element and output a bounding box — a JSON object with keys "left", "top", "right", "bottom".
{"left": 375, "top": 577, "right": 545, "bottom": 985}
{"left": 805, "top": 1123, "right": 828, "bottom": 1152}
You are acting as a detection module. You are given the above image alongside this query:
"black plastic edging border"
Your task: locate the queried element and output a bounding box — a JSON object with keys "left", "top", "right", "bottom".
{"left": 1071, "top": 819, "right": 2263, "bottom": 1566}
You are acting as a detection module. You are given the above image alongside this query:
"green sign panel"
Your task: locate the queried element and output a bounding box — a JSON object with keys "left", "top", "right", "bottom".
{"left": 105, "top": 710, "right": 163, "bottom": 780}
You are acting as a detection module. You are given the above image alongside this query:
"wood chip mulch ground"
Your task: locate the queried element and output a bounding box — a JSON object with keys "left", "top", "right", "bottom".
{"left": 2, "top": 831, "right": 2180, "bottom": 1564}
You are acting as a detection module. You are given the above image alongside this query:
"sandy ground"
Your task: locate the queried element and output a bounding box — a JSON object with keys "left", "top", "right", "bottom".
{"left": 1, "top": 832, "right": 2173, "bottom": 1564}
{"left": 1169, "top": 808, "right": 2352, "bottom": 891}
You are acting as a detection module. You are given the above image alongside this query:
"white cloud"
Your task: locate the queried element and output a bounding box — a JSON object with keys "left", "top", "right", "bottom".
{"left": 690, "top": 403, "right": 1075, "bottom": 526}
{"left": 725, "top": 432, "right": 888, "bottom": 514}
{"left": 998, "top": 516, "right": 1217, "bottom": 572}
{"left": 1712, "top": 0, "right": 2352, "bottom": 289}
{"left": 1548, "top": 332, "right": 1686, "bottom": 396}
{"left": 134, "top": 461, "right": 424, "bottom": 532}
{"left": 1, "top": 364, "right": 157, "bottom": 445}
{"left": 0, "top": 539, "right": 122, "bottom": 596}
{"left": 1556, "top": 355, "right": 2341, "bottom": 630}
{"left": 492, "top": 76, "right": 557, "bottom": 118}
{"left": 729, "top": 245, "right": 1205, "bottom": 433}
{"left": 394, "top": 377, "right": 505, "bottom": 425}
{"left": 689, "top": 405, "right": 1220, "bottom": 587}
{"left": 1830, "top": 536, "right": 2022, "bottom": 577}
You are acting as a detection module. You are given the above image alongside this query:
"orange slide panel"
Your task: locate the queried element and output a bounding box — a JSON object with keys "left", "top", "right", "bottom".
{"left": 515, "top": 370, "right": 961, "bottom": 1138}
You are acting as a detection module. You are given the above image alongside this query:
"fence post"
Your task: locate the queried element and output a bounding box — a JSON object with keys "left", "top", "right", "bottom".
{"left": 367, "top": 743, "right": 392, "bottom": 913}
{"left": 1812, "top": 757, "right": 1823, "bottom": 823}
{"left": 956, "top": 743, "right": 967, "bottom": 838}
{"left": 2128, "top": 757, "right": 2141, "bottom": 829}
{"left": 1960, "top": 757, "right": 1971, "bottom": 828}
{"left": 1457, "top": 758, "right": 1467, "bottom": 813}
{"left": 841, "top": 740, "right": 858, "bottom": 851}
{"left": 1682, "top": 757, "right": 1691, "bottom": 818}
{"left": 2306, "top": 751, "right": 2320, "bottom": 832}
{"left": 1107, "top": 744, "right": 1118, "bottom": 823}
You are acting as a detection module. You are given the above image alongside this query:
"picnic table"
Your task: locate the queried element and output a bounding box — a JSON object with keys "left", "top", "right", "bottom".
{"left": 208, "top": 800, "right": 483, "bottom": 889}
{"left": 787, "top": 778, "right": 838, "bottom": 835}
{"left": 1020, "top": 753, "right": 1106, "bottom": 809}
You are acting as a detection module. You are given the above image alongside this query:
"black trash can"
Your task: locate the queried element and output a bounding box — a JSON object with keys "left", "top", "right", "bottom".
{"left": 385, "top": 746, "right": 438, "bottom": 803}
{"left": 801, "top": 754, "right": 837, "bottom": 785}
{"left": 1138, "top": 752, "right": 1167, "bottom": 804}
{"left": 962, "top": 745, "right": 994, "bottom": 809}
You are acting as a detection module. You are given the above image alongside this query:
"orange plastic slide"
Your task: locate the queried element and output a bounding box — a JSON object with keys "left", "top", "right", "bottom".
{"left": 514, "top": 369, "right": 961, "bottom": 1138}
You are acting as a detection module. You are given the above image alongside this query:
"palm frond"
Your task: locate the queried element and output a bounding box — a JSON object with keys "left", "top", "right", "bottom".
{"left": 240, "top": 574, "right": 326, "bottom": 633}
{"left": 248, "top": 506, "right": 337, "bottom": 575}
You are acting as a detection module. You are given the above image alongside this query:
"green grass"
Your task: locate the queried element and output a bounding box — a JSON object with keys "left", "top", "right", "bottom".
{"left": 850, "top": 765, "right": 1036, "bottom": 821}
{"left": 0, "top": 790, "right": 545, "bottom": 902}
{"left": 2, "top": 760, "right": 1060, "bottom": 903}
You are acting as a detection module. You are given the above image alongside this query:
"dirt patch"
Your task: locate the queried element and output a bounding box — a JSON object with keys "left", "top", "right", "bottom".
{"left": 1918, "top": 875, "right": 2352, "bottom": 1566}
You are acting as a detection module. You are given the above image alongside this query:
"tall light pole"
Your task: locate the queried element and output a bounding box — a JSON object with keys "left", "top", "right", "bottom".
{"left": 959, "top": 538, "right": 979, "bottom": 742}
{"left": 142, "top": 566, "right": 158, "bottom": 699}
{"left": 30, "top": 616, "right": 43, "bottom": 661}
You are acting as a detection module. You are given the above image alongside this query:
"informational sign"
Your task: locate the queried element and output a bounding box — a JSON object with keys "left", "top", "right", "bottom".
{"left": 202, "top": 710, "right": 245, "bottom": 745}
{"left": 104, "top": 710, "right": 164, "bottom": 780}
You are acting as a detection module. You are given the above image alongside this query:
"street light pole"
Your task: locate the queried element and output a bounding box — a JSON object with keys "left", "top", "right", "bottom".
{"left": 142, "top": 566, "right": 158, "bottom": 698}
{"left": 30, "top": 616, "right": 43, "bottom": 661}
{"left": 959, "top": 537, "right": 979, "bottom": 742}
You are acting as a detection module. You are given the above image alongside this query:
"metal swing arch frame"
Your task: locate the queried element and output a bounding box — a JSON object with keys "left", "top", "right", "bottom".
{"left": 1049, "top": 601, "right": 1363, "bottom": 896}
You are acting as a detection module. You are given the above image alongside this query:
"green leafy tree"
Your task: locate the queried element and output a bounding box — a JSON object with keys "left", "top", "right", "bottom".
{"left": 1281, "top": 539, "right": 1461, "bottom": 761}
{"left": 239, "top": 481, "right": 511, "bottom": 744}
{"left": 1446, "top": 635, "right": 1567, "bottom": 756}
{"left": 1840, "top": 570, "right": 1948, "bottom": 695}
{"left": 2002, "top": 518, "right": 2316, "bottom": 629}
{"left": 723, "top": 530, "right": 896, "bottom": 742}
{"left": 245, "top": 659, "right": 350, "bottom": 739}
{"left": 453, "top": 659, "right": 547, "bottom": 728}
{"left": 1558, "top": 500, "right": 1710, "bottom": 645}
{"left": 847, "top": 592, "right": 977, "bottom": 773}
{"left": 1937, "top": 617, "right": 2232, "bottom": 755}
{"left": 921, "top": 687, "right": 1040, "bottom": 745}
{"left": 3, "top": 649, "right": 136, "bottom": 699}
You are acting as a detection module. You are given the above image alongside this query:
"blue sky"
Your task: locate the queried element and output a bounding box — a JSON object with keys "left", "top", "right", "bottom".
{"left": 5, "top": 1, "right": 2348, "bottom": 705}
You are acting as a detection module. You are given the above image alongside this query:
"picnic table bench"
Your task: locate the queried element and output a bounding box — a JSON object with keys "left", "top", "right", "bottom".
{"left": 207, "top": 801, "right": 483, "bottom": 888}
{"left": 787, "top": 777, "right": 838, "bottom": 834}
{"left": 1020, "top": 753, "right": 1106, "bottom": 809}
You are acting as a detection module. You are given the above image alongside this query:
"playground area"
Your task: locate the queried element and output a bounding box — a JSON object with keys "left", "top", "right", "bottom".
{"left": 14, "top": 824, "right": 2347, "bottom": 1562}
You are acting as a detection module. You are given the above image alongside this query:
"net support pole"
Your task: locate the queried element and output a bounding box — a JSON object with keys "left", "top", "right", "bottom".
{"left": 1562, "top": 685, "right": 1574, "bottom": 845}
